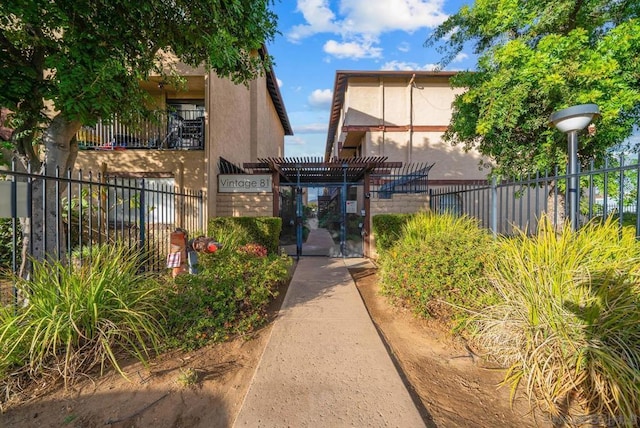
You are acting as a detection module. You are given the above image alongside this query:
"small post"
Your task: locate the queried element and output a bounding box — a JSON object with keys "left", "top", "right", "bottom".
{"left": 490, "top": 176, "right": 498, "bottom": 238}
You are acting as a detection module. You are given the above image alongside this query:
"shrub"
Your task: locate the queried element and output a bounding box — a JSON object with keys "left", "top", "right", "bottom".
{"left": 0, "top": 244, "right": 166, "bottom": 388}
{"left": 378, "top": 212, "right": 496, "bottom": 327}
{"left": 0, "top": 218, "right": 21, "bottom": 270}
{"left": 372, "top": 213, "right": 414, "bottom": 252}
{"left": 208, "top": 217, "right": 281, "bottom": 255}
{"left": 474, "top": 216, "right": 640, "bottom": 425}
{"left": 166, "top": 249, "right": 292, "bottom": 350}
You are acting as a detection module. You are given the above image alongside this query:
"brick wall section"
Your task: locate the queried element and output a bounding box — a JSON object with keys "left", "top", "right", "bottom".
{"left": 370, "top": 193, "right": 430, "bottom": 215}
{"left": 369, "top": 194, "right": 430, "bottom": 259}
{"left": 216, "top": 193, "right": 273, "bottom": 217}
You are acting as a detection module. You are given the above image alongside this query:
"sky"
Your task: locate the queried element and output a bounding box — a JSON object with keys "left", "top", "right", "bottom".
{"left": 266, "top": 0, "right": 474, "bottom": 159}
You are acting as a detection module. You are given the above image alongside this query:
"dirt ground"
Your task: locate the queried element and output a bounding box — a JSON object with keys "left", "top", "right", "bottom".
{"left": 1, "top": 265, "right": 549, "bottom": 428}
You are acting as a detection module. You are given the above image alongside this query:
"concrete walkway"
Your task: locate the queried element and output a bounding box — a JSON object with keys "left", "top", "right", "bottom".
{"left": 233, "top": 231, "right": 426, "bottom": 427}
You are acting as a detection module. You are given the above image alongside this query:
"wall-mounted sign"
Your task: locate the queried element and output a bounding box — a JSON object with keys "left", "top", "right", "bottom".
{"left": 346, "top": 200, "right": 358, "bottom": 214}
{"left": 0, "top": 181, "right": 28, "bottom": 218}
{"left": 218, "top": 174, "right": 272, "bottom": 193}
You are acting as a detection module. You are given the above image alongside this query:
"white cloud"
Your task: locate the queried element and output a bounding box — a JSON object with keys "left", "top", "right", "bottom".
{"left": 452, "top": 52, "right": 468, "bottom": 63}
{"left": 286, "top": 136, "right": 308, "bottom": 146}
{"left": 380, "top": 60, "right": 439, "bottom": 71}
{"left": 308, "top": 89, "right": 333, "bottom": 109}
{"left": 324, "top": 39, "right": 382, "bottom": 59}
{"left": 294, "top": 123, "right": 329, "bottom": 133}
{"left": 398, "top": 42, "right": 411, "bottom": 53}
{"left": 338, "top": 0, "right": 448, "bottom": 35}
{"left": 276, "top": 78, "right": 283, "bottom": 87}
{"left": 288, "top": 0, "right": 339, "bottom": 42}
{"left": 288, "top": 0, "right": 448, "bottom": 60}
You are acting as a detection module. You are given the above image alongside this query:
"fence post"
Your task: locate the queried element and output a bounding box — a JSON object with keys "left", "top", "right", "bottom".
{"left": 636, "top": 153, "right": 640, "bottom": 240}
{"left": 490, "top": 176, "right": 498, "bottom": 238}
{"left": 199, "top": 190, "right": 205, "bottom": 234}
{"left": 139, "top": 178, "right": 146, "bottom": 254}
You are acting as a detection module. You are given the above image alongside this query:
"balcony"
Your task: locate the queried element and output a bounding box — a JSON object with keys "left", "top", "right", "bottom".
{"left": 77, "top": 110, "right": 205, "bottom": 150}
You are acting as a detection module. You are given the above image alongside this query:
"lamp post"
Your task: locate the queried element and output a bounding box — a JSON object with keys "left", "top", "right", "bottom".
{"left": 549, "top": 104, "right": 600, "bottom": 230}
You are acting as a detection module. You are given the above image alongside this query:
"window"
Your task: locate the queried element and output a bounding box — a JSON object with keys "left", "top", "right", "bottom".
{"left": 108, "top": 177, "right": 176, "bottom": 225}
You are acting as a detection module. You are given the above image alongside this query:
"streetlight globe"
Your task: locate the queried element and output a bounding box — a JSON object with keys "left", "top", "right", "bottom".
{"left": 549, "top": 104, "right": 601, "bottom": 133}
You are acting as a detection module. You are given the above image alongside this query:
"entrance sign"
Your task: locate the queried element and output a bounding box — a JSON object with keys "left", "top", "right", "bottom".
{"left": 218, "top": 174, "right": 272, "bottom": 193}
{"left": 0, "top": 181, "right": 28, "bottom": 218}
{"left": 346, "top": 200, "right": 357, "bottom": 214}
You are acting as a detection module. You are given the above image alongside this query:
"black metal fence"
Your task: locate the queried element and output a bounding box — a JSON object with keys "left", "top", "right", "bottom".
{"left": 0, "top": 162, "right": 204, "bottom": 298}
{"left": 370, "top": 162, "right": 434, "bottom": 198}
{"left": 429, "top": 154, "right": 640, "bottom": 237}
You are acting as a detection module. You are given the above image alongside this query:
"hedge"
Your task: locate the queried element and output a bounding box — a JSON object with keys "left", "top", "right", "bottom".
{"left": 208, "top": 217, "right": 282, "bottom": 255}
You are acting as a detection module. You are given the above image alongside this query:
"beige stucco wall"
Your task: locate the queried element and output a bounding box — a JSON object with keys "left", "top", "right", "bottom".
{"left": 254, "top": 75, "right": 286, "bottom": 159}
{"left": 75, "top": 149, "right": 206, "bottom": 191}
{"left": 334, "top": 74, "right": 488, "bottom": 181}
{"left": 216, "top": 193, "right": 273, "bottom": 217}
{"left": 77, "top": 63, "right": 286, "bottom": 221}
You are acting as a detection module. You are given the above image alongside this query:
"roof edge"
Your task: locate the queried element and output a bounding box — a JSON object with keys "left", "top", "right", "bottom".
{"left": 260, "top": 46, "right": 293, "bottom": 136}
{"left": 325, "top": 70, "right": 459, "bottom": 159}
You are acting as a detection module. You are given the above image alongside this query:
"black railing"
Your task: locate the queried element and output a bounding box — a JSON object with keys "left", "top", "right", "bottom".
{"left": 429, "top": 154, "right": 640, "bottom": 238}
{"left": 370, "top": 163, "right": 434, "bottom": 199}
{"left": 77, "top": 110, "right": 205, "bottom": 150}
{"left": 0, "top": 161, "right": 205, "bottom": 305}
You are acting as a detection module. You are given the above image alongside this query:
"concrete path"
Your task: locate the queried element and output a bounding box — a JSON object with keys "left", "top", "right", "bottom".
{"left": 233, "top": 249, "right": 426, "bottom": 427}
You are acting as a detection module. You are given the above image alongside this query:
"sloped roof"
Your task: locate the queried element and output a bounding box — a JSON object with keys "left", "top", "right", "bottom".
{"left": 260, "top": 46, "right": 293, "bottom": 136}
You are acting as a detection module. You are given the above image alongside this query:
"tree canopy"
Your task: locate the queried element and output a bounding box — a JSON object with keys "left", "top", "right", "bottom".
{"left": 0, "top": 0, "right": 278, "bottom": 166}
{"left": 426, "top": 0, "right": 640, "bottom": 176}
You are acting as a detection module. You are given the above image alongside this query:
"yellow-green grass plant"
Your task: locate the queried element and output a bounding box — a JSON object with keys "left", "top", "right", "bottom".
{"left": 474, "top": 216, "right": 640, "bottom": 426}
{"left": 0, "top": 244, "right": 167, "bottom": 389}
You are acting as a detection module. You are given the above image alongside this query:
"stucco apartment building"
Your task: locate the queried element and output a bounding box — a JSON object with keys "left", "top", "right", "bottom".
{"left": 75, "top": 48, "right": 292, "bottom": 220}
{"left": 326, "top": 70, "right": 488, "bottom": 215}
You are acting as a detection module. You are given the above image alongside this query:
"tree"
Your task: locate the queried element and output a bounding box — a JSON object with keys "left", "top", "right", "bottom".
{"left": 426, "top": 0, "right": 640, "bottom": 177}
{"left": 1, "top": 0, "right": 277, "bottom": 261}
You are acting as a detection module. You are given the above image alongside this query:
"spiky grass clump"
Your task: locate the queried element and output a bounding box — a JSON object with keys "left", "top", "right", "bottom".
{"left": 0, "top": 244, "right": 166, "bottom": 390}
{"left": 475, "top": 216, "right": 640, "bottom": 426}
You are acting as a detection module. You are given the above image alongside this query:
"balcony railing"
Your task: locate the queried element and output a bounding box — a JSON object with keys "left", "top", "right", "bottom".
{"left": 77, "top": 110, "right": 205, "bottom": 150}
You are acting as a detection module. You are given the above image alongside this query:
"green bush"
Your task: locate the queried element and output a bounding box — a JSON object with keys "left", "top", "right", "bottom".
{"left": 0, "top": 244, "right": 166, "bottom": 387}
{"left": 0, "top": 218, "right": 21, "bottom": 270}
{"left": 165, "top": 249, "right": 292, "bottom": 350}
{"left": 378, "top": 212, "right": 496, "bottom": 326}
{"left": 208, "top": 217, "right": 282, "bottom": 255}
{"left": 474, "top": 216, "right": 640, "bottom": 425}
{"left": 372, "top": 213, "right": 414, "bottom": 252}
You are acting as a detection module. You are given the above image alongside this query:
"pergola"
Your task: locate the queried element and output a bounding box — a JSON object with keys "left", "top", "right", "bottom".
{"left": 243, "top": 156, "right": 402, "bottom": 257}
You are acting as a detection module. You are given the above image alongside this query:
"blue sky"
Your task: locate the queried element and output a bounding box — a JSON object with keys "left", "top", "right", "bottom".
{"left": 267, "top": 0, "right": 474, "bottom": 159}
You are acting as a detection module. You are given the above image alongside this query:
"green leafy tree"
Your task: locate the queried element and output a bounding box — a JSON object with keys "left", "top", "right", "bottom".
{"left": 0, "top": 0, "right": 277, "bottom": 261}
{"left": 426, "top": 0, "right": 640, "bottom": 177}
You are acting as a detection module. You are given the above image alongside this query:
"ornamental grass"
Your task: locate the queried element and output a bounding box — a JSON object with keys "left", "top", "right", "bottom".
{"left": 474, "top": 216, "right": 640, "bottom": 426}
{"left": 0, "top": 244, "right": 166, "bottom": 391}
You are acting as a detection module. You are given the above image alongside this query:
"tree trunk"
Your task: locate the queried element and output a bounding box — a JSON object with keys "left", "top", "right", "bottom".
{"left": 29, "top": 114, "right": 81, "bottom": 263}
{"left": 547, "top": 184, "right": 566, "bottom": 232}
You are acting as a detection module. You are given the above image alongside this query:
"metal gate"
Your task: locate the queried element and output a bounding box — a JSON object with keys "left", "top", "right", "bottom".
{"left": 242, "top": 157, "right": 403, "bottom": 259}
{"left": 279, "top": 183, "right": 364, "bottom": 258}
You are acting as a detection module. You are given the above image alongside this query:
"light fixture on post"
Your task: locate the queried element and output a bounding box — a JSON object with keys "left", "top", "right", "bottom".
{"left": 549, "top": 103, "right": 600, "bottom": 230}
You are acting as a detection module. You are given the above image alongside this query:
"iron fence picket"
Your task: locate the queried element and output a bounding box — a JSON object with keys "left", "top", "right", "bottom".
{"left": 1, "top": 165, "right": 203, "bottom": 307}
{"left": 428, "top": 159, "right": 640, "bottom": 238}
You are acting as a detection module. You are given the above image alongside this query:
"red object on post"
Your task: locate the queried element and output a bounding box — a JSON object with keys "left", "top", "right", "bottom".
{"left": 207, "top": 241, "right": 218, "bottom": 253}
